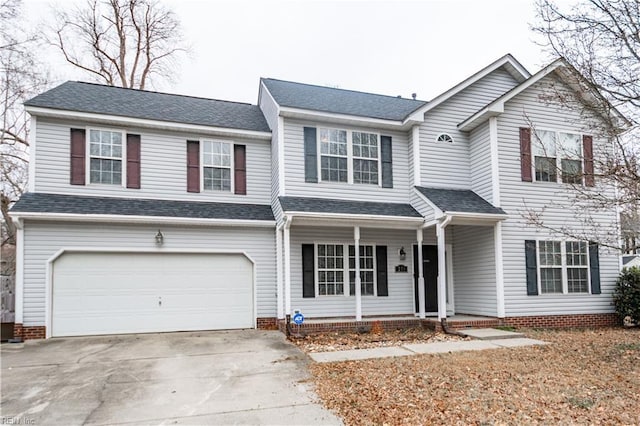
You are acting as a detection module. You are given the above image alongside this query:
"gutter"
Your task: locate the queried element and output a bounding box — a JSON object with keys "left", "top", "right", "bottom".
{"left": 9, "top": 211, "right": 277, "bottom": 228}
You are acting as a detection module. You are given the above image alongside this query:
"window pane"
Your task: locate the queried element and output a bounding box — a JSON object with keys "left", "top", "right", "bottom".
{"left": 540, "top": 241, "right": 562, "bottom": 266}
{"left": 353, "top": 159, "right": 379, "bottom": 185}
{"left": 567, "top": 268, "right": 588, "bottom": 293}
{"left": 540, "top": 268, "right": 563, "bottom": 293}
{"left": 535, "top": 156, "right": 557, "bottom": 182}
{"left": 561, "top": 159, "right": 582, "bottom": 184}
{"left": 90, "top": 130, "right": 100, "bottom": 143}
{"left": 534, "top": 130, "right": 557, "bottom": 157}
{"left": 559, "top": 132, "right": 581, "bottom": 158}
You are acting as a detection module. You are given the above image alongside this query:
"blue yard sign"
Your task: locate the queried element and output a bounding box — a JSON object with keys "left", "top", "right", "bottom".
{"left": 292, "top": 312, "right": 304, "bottom": 325}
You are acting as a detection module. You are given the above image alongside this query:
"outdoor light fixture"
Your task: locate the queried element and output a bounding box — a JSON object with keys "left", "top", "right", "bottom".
{"left": 155, "top": 230, "right": 164, "bottom": 245}
{"left": 399, "top": 247, "right": 406, "bottom": 261}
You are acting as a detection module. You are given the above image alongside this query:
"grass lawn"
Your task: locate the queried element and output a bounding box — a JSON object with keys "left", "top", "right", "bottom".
{"left": 307, "top": 328, "right": 640, "bottom": 425}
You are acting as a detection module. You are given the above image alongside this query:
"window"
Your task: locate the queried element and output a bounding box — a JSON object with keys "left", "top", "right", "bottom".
{"left": 315, "top": 243, "right": 377, "bottom": 297}
{"left": 202, "top": 141, "right": 231, "bottom": 191}
{"left": 319, "top": 128, "right": 348, "bottom": 182}
{"left": 538, "top": 240, "right": 589, "bottom": 294}
{"left": 89, "top": 129, "right": 123, "bottom": 185}
{"left": 318, "top": 128, "right": 381, "bottom": 185}
{"left": 533, "top": 130, "right": 583, "bottom": 184}
{"left": 352, "top": 132, "right": 379, "bottom": 184}
{"left": 349, "top": 245, "right": 375, "bottom": 295}
{"left": 436, "top": 133, "right": 454, "bottom": 143}
{"left": 566, "top": 241, "right": 589, "bottom": 293}
{"left": 317, "top": 244, "right": 344, "bottom": 296}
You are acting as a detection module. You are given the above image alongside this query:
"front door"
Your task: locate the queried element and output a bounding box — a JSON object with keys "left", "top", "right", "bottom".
{"left": 413, "top": 245, "right": 438, "bottom": 313}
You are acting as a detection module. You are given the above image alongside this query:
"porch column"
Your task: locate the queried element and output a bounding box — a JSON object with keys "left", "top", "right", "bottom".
{"left": 354, "top": 226, "right": 362, "bottom": 321}
{"left": 494, "top": 221, "right": 506, "bottom": 318}
{"left": 417, "top": 228, "right": 425, "bottom": 319}
{"left": 284, "top": 218, "right": 292, "bottom": 316}
{"left": 436, "top": 220, "right": 448, "bottom": 320}
{"left": 275, "top": 226, "right": 284, "bottom": 319}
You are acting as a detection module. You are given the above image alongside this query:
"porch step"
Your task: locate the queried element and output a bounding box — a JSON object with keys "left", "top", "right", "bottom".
{"left": 458, "top": 328, "right": 525, "bottom": 340}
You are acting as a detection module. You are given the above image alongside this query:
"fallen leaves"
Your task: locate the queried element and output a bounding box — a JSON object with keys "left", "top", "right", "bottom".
{"left": 292, "top": 327, "right": 467, "bottom": 353}
{"left": 307, "top": 327, "right": 640, "bottom": 425}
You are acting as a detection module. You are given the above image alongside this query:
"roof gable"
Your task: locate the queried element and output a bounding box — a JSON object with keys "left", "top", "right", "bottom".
{"left": 261, "top": 78, "right": 427, "bottom": 121}
{"left": 25, "top": 81, "right": 271, "bottom": 133}
{"left": 458, "top": 58, "right": 631, "bottom": 132}
{"left": 410, "top": 54, "right": 530, "bottom": 118}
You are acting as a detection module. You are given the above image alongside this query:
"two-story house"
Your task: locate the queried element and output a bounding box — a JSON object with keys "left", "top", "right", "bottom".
{"left": 10, "top": 54, "right": 625, "bottom": 339}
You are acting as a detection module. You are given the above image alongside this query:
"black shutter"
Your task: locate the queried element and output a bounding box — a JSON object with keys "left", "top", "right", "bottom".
{"left": 381, "top": 136, "right": 393, "bottom": 188}
{"left": 525, "top": 240, "right": 538, "bottom": 295}
{"left": 589, "top": 242, "right": 601, "bottom": 294}
{"left": 302, "top": 244, "right": 315, "bottom": 298}
{"left": 376, "top": 245, "right": 388, "bottom": 296}
{"left": 303, "top": 127, "right": 318, "bottom": 183}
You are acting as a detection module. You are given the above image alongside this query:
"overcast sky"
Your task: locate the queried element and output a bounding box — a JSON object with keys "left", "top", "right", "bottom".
{"left": 26, "top": 0, "right": 550, "bottom": 104}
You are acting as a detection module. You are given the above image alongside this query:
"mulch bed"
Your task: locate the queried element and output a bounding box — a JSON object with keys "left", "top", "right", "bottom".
{"left": 291, "top": 327, "right": 467, "bottom": 353}
{"left": 306, "top": 327, "right": 640, "bottom": 425}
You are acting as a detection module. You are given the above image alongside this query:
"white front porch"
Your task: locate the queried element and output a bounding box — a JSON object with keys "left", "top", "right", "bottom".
{"left": 275, "top": 214, "right": 505, "bottom": 324}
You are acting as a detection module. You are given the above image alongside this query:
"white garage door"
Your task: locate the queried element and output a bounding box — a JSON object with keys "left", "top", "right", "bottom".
{"left": 52, "top": 252, "right": 254, "bottom": 337}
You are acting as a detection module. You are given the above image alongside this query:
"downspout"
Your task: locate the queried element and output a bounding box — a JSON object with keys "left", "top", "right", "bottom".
{"left": 436, "top": 215, "right": 463, "bottom": 336}
{"left": 282, "top": 215, "right": 298, "bottom": 338}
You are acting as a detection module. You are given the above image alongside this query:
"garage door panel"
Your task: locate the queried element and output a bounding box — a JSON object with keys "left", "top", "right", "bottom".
{"left": 52, "top": 252, "right": 253, "bottom": 337}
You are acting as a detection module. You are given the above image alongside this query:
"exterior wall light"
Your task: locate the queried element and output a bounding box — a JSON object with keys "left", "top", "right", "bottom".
{"left": 399, "top": 247, "right": 406, "bottom": 261}
{"left": 155, "top": 230, "right": 164, "bottom": 245}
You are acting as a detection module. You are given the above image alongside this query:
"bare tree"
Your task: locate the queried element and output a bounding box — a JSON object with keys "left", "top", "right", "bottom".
{"left": 1, "top": 0, "right": 48, "bottom": 246}
{"left": 49, "top": 0, "right": 187, "bottom": 90}
{"left": 530, "top": 0, "right": 640, "bottom": 252}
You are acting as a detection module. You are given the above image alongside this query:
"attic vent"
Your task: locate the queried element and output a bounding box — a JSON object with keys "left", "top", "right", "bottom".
{"left": 436, "top": 133, "right": 454, "bottom": 143}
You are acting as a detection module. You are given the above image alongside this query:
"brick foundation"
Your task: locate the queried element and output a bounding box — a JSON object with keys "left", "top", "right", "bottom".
{"left": 13, "top": 324, "right": 46, "bottom": 340}
{"left": 256, "top": 317, "right": 279, "bottom": 330}
{"left": 503, "top": 313, "right": 620, "bottom": 329}
{"left": 278, "top": 318, "right": 424, "bottom": 334}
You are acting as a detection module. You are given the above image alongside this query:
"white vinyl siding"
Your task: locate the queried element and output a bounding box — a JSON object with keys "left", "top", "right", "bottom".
{"left": 21, "top": 221, "right": 276, "bottom": 326}
{"left": 282, "top": 119, "right": 411, "bottom": 202}
{"left": 257, "top": 83, "right": 282, "bottom": 215}
{"left": 469, "top": 121, "right": 493, "bottom": 202}
{"left": 290, "top": 227, "right": 438, "bottom": 318}
{"left": 496, "top": 75, "right": 618, "bottom": 316}
{"left": 34, "top": 118, "right": 271, "bottom": 204}
{"left": 420, "top": 68, "right": 519, "bottom": 188}
{"left": 451, "top": 225, "right": 497, "bottom": 317}
{"left": 409, "top": 190, "right": 437, "bottom": 222}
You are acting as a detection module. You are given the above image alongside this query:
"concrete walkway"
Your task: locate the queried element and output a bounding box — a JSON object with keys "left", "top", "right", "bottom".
{"left": 309, "top": 334, "right": 548, "bottom": 363}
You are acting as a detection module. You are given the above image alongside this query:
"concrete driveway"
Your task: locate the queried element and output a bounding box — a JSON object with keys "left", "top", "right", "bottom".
{"left": 1, "top": 330, "right": 342, "bottom": 425}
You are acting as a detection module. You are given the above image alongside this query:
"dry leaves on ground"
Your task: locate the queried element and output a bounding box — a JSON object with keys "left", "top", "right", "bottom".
{"left": 292, "top": 327, "right": 466, "bottom": 353}
{"left": 308, "top": 328, "right": 640, "bottom": 425}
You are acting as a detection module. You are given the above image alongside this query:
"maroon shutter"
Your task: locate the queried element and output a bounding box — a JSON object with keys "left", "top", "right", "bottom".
{"left": 186, "top": 140, "right": 200, "bottom": 193}
{"left": 70, "top": 128, "right": 86, "bottom": 185}
{"left": 126, "top": 134, "right": 141, "bottom": 189}
{"left": 583, "top": 135, "right": 594, "bottom": 187}
{"left": 519, "top": 127, "right": 532, "bottom": 182}
{"left": 234, "top": 144, "right": 246, "bottom": 195}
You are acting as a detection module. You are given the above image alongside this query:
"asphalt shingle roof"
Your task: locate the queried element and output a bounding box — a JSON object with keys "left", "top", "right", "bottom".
{"left": 262, "top": 78, "right": 428, "bottom": 121}
{"left": 279, "top": 196, "right": 421, "bottom": 218}
{"left": 415, "top": 186, "right": 506, "bottom": 215}
{"left": 25, "top": 81, "right": 271, "bottom": 133}
{"left": 11, "top": 193, "right": 275, "bottom": 221}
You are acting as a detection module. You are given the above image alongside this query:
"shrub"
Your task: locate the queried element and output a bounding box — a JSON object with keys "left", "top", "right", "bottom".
{"left": 613, "top": 266, "right": 640, "bottom": 326}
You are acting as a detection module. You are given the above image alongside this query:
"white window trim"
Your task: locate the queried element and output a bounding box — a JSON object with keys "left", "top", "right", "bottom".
{"left": 317, "top": 128, "right": 382, "bottom": 187}
{"left": 200, "top": 139, "right": 234, "bottom": 193}
{"left": 313, "top": 241, "right": 377, "bottom": 297}
{"left": 86, "top": 127, "right": 127, "bottom": 187}
{"left": 532, "top": 128, "right": 584, "bottom": 185}
{"left": 536, "top": 239, "right": 591, "bottom": 295}
{"left": 435, "top": 133, "right": 454, "bottom": 144}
